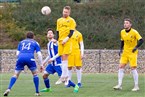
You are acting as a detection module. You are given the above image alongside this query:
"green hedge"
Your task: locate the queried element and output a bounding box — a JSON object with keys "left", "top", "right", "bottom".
{"left": 1, "top": 0, "right": 145, "bottom": 49}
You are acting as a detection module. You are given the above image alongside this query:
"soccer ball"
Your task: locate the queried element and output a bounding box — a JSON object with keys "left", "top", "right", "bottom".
{"left": 41, "top": 6, "right": 51, "bottom": 15}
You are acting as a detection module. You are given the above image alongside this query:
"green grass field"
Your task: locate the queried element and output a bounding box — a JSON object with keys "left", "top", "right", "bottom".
{"left": 0, "top": 73, "right": 144, "bottom": 97}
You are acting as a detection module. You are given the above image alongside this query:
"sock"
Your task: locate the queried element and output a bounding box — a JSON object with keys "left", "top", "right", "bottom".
{"left": 44, "top": 78, "right": 50, "bottom": 88}
{"left": 68, "top": 70, "right": 72, "bottom": 80}
{"left": 33, "top": 75, "right": 39, "bottom": 93}
{"left": 61, "top": 60, "right": 68, "bottom": 78}
{"left": 118, "top": 68, "right": 124, "bottom": 86}
{"left": 68, "top": 80, "right": 75, "bottom": 87}
{"left": 8, "top": 76, "right": 17, "bottom": 89}
{"left": 132, "top": 69, "right": 138, "bottom": 86}
{"left": 76, "top": 69, "right": 82, "bottom": 83}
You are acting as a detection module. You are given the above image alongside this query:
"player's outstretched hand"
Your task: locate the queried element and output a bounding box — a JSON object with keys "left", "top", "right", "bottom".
{"left": 132, "top": 47, "right": 137, "bottom": 53}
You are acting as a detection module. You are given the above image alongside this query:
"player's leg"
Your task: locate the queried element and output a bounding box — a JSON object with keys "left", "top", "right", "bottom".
{"left": 76, "top": 66, "right": 82, "bottom": 87}
{"left": 28, "top": 60, "right": 40, "bottom": 96}
{"left": 130, "top": 54, "right": 139, "bottom": 91}
{"left": 56, "top": 41, "right": 71, "bottom": 84}
{"left": 75, "top": 51, "right": 83, "bottom": 87}
{"left": 31, "top": 70, "right": 40, "bottom": 96}
{"left": 66, "top": 66, "right": 73, "bottom": 87}
{"left": 40, "top": 73, "right": 52, "bottom": 92}
{"left": 66, "top": 56, "right": 79, "bottom": 91}
{"left": 113, "top": 54, "right": 128, "bottom": 90}
{"left": 56, "top": 41, "right": 66, "bottom": 84}
{"left": 131, "top": 67, "right": 139, "bottom": 91}
{"left": 3, "top": 70, "right": 21, "bottom": 96}
{"left": 4, "top": 59, "right": 23, "bottom": 96}
{"left": 68, "top": 54, "right": 75, "bottom": 81}
{"left": 113, "top": 64, "right": 126, "bottom": 90}
{"left": 40, "top": 64, "right": 54, "bottom": 92}
{"left": 61, "top": 41, "right": 72, "bottom": 85}
{"left": 61, "top": 55, "right": 69, "bottom": 85}
{"left": 55, "top": 58, "right": 69, "bottom": 85}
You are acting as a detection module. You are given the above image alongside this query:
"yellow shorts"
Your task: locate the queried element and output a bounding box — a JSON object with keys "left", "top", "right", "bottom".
{"left": 58, "top": 40, "right": 72, "bottom": 55}
{"left": 68, "top": 50, "right": 82, "bottom": 67}
{"left": 120, "top": 52, "right": 138, "bottom": 67}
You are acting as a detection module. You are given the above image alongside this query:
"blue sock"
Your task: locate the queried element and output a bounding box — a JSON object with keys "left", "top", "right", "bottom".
{"left": 68, "top": 80, "right": 75, "bottom": 87}
{"left": 8, "top": 76, "right": 17, "bottom": 89}
{"left": 33, "top": 75, "right": 39, "bottom": 93}
{"left": 44, "top": 78, "right": 50, "bottom": 88}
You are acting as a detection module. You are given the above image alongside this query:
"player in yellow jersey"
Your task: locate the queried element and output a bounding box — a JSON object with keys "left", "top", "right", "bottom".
{"left": 55, "top": 6, "right": 79, "bottom": 92}
{"left": 113, "top": 18, "right": 143, "bottom": 91}
{"left": 67, "top": 30, "right": 84, "bottom": 88}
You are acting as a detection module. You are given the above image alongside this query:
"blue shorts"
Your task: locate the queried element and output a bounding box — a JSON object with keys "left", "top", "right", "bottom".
{"left": 15, "top": 57, "right": 37, "bottom": 72}
{"left": 45, "top": 64, "right": 62, "bottom": 77}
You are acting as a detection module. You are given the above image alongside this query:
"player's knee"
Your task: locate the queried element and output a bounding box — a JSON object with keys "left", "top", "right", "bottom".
{"left": 32, "top": 70, "right": 38, "bottom": 75}
{"left": 76, "top": 66, "right": 81, "bottom": 70}
{"left": 32, "top": 71, "right": 38, "bottom": 76}
{"left": 13, "top": 72, "right": 21, "bottom": 78}
{"left": 43, "top": 74, "right": 48, "bottom": 79}
{"left": 119, "top": 64, "right": 126, "bottom": 68}
{"left": 68, "top": 67, "right": 72, "bottom": 70}
{"left": 13, "top": 74, "right": 18, "bottom": 78}
{"left": 131, "top": 66, "right": 137, "bottom": 70}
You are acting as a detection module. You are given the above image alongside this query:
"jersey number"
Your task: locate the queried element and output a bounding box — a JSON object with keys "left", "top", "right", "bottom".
{"left": 22, "top": 43, "right": 31, "bottom": 50}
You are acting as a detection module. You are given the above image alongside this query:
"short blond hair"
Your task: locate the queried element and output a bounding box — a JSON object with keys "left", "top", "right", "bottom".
{"left": 64, "top": 6, "right": 71, "bottom": 11}
{"left": 124, "top": 18, "right": 132, "bottom": 24}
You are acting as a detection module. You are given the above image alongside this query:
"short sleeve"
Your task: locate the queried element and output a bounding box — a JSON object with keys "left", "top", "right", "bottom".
{"left": 70, "top": 18, "right": 76, "bottom": 30}
{"left": 135, "top": 31, "right": 142, "bottom": 40}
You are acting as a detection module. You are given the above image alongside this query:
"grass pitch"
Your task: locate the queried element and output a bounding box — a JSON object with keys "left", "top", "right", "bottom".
{"left": 0, "top": 73, "right": 144, "bottom": 97}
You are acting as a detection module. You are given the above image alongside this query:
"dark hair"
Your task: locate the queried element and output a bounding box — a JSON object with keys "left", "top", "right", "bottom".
{"left": 26, "top": 31, "right": 34, "bottom": 39}
{"left": 47, "top": 28, "right": 54, "bottom": 34}
{"left": 64, "top": 6, "right": 71, "bottom": 11}
{"left": 124, "top": 18, "right": 132, "bottom": 24}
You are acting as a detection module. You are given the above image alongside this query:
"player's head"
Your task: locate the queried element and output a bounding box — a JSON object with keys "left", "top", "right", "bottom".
{"left": 26, "top": 31, "right": 34, "bottom": 39}
{"left": 124, "top": 18, "right": 132, "bottom": 30}
{"left": 47, "top": 28, "right": 54, "bottom": 39}
{"left": 63, "top": 6, "right": 71, "bottom": 18}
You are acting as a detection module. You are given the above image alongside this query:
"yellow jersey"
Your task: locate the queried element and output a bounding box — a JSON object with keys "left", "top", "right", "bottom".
{"left": 71, "top": 30, "right": 83, "bottom": 53}
{"left": 57, "top": 16, "right": 76, "bottom": 41}
{"left": 120, "top": 28, "right": 142, "bottom": 53}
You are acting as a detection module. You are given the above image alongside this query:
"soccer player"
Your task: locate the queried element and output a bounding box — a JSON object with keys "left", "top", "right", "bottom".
{"left": 55, "top": 6, "right": 76, "bottom": 84}
{"left": 3, "top": 31, "right": 43, "bottom": 96}
{"left": 67, "top": 30, "right": 84, "bottom": 88}
{"left": 55, "top": 5, "right": 79, "bottom": 93}
{"left": 113, "top": 18, "right": 143, "bottom": 91}
{"left": 40, "top": 28, "right": 62, "bottom": 92}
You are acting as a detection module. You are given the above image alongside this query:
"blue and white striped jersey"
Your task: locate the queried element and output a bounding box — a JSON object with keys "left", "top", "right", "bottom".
{"left": 47, "top": 41, "right": 61, "bottom": 66}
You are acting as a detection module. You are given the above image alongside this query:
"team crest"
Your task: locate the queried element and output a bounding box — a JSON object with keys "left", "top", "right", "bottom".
{"left": 67, "top": 20, "right": 70, "bottom": 22}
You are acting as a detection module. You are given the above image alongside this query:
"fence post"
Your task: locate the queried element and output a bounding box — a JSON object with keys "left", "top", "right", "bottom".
{"left": 98, "top": 49, "right": 101, "bottom": 73}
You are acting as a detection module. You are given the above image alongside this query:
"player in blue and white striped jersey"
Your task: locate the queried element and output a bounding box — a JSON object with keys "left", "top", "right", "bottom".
{"left": 40, "top": 28, "right": 62, "bottom": 92}
{"left": 40, "top": 28, "right": 78, "bottom": 93}
{"left": 3, "top": 31, "right": 43, "bottom": 96}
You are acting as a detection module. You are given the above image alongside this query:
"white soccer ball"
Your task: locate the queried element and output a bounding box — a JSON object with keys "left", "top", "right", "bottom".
{"left": 41, "top": 6, "right": 51, "bottom": 15}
